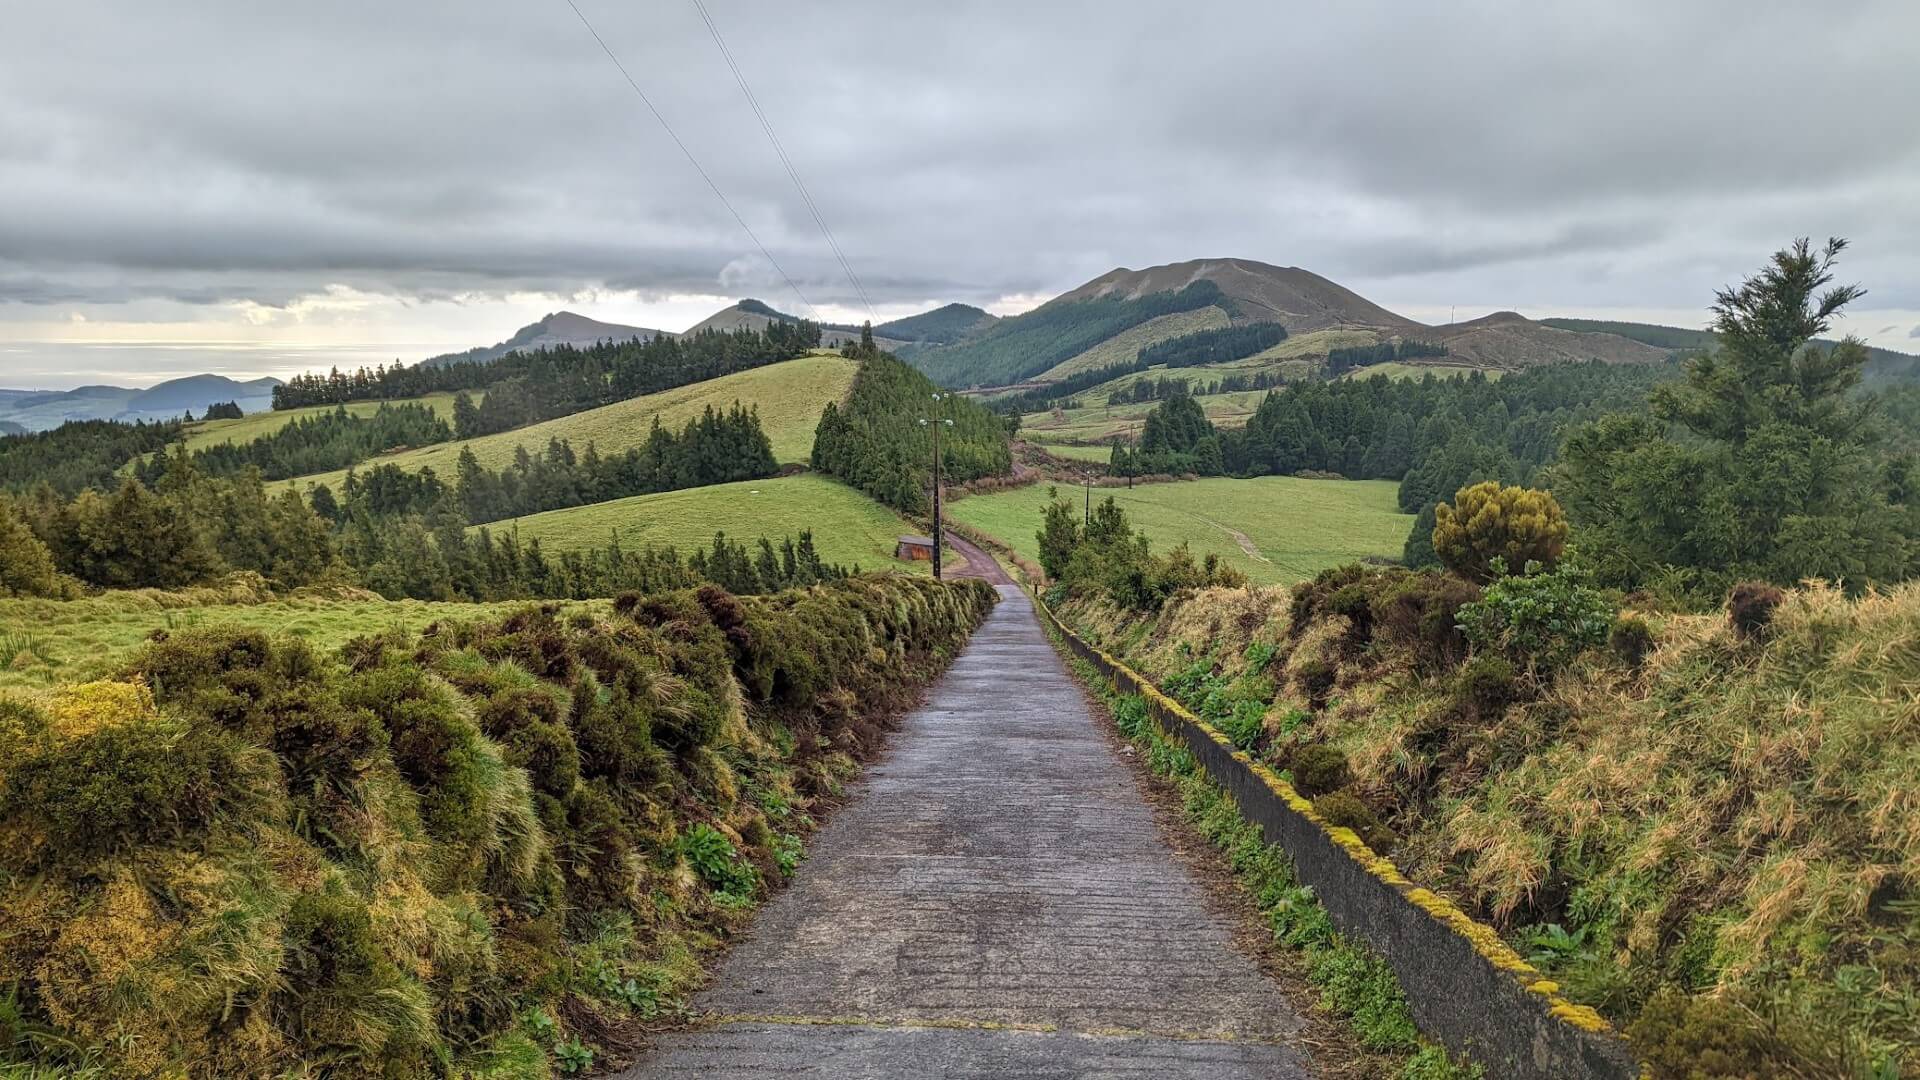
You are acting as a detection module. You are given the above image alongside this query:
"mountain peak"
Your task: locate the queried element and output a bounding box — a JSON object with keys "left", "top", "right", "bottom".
{"left": 422, "top": 311, "right": 672, "bottom": 368}
{"left": 1056, "top": 257, "right": 1423, "bottom": 333}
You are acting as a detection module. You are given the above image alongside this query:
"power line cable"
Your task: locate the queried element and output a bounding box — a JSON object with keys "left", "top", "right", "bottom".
{"left": 560, "top": 0, "right": 821, "bottom": 321}
{"left": 688, "top": 0, "right": 877, "bottom": 324}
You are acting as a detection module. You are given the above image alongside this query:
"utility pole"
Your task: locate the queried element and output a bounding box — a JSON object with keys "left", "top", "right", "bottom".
{"left": 919, "top": 394, "right": 953, "bottom": 581}
{"left": 1083, "top": 470, "right": 1092, "bottom": 525}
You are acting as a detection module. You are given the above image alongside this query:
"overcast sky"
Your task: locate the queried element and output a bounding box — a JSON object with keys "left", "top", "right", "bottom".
{"left": 3, "top": 0, "right": 1918, "bottom": 388}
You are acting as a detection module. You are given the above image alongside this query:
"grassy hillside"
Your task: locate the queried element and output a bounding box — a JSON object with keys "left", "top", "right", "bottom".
{"left": 949, "top": 476, "right": 1409, "bottom": 584}
{"left": 477, "top": 473, "right": 920, "bottom": 574}
{"left": 1021, "top": 389, "right": 1269, "bottom": 444}
{"left": 291, "top": 353, "right": 855, "bottom": 492}
{"left": 1036, "top": 308, "right": 1231, "bottom": 380}
{"left": 0, "top": 586, "right": 534, "bottom": 691}
{"left": 1029, "top": 440, "right": 1114, "bottom": 463}
{"left": 177, "top": 392, "right": 462, "bottom": 453}
{"left": 1336, "top": 362, "right": 1498, "bottom": 382}
{"left": 1542, "top": 316, "right": 1920, "bottom": 382}
{"left": 1056, "top": 574, "right": 1920, "bottom": 1076}
{"left": 1228, "top": 328, "right": 1382, "bottom": 368}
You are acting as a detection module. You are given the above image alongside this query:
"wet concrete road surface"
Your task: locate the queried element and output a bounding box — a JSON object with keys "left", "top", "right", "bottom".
{"left": 617, "top": 586, "right": 1314, "bottom": 1079}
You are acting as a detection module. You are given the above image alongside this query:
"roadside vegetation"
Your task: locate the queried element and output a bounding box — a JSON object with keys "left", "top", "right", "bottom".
{"left": 1060, "top": 651, "right": 1481, "bottom": 1080}
{"left": 0, "top": 575, "right": 996, "bottom": 1077}
{"left": 1028, "top": 242, "right": 1920, "bottom": 1077}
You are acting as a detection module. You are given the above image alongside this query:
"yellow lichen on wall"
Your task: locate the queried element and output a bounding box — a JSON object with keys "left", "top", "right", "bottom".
{"left": 1040, "top": 597, "right": 1632, "bottom": 1050}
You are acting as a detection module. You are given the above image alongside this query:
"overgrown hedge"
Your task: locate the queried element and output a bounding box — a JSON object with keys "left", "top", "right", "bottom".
{"left": 1058, "top": 570, "right": 1920, "bottom": 1078}
{"left": 0, "top": 575, "right": 995, "bottom": 1078}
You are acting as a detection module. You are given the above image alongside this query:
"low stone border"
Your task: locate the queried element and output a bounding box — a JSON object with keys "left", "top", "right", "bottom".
{"left": 1034, "top": 593, "right": 1642, "bottom": 1080}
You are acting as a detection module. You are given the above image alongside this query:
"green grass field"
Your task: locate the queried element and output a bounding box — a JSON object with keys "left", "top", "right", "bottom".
{"left": 0, "top": 593, "right": 541, "bottom": 691}
{"left": 1227, "top": 327, "right": 1379, "bottom": 368}
{"left": 1021, "top": 388, "right": 1269, "bottom": 444}
{"left": 475, "top": 473, "right": 933, "bottom": 575}
{"left": 948, "top": 476, "right": 1411, "bottom": 584}
{"left": 179, "top": 392, "right": 463, "bottom": 453}
{"left": 289, "top": 353, "right": 857, "bottom": 491}
{"left": 1035, "top": 308, "right": 1231, "bottom": 381}
{"left": 1029, "top": 440, "right": 1114, "bottom": 463}
{"left": 1337, "top": 361, "right": 1499, "bottom": 382}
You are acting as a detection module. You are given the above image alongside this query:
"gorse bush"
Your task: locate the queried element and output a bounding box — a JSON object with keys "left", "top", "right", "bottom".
{"left": 0, "top": 574, "right": 995, "bottom": 1077}
{"left": 1431, "top": 482, "right": 1570, "bottom": 584}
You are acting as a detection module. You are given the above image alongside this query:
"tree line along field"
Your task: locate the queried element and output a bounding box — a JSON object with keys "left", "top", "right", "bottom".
{"left": 177, "top": 391, "right": 464, "bottom": 453}
{"left": 0, "top": 587, "right": 547, "bottom": 691}
{"left": 948, "top": 476, "right": 1411, "bottom": 584}
{"left": 288, "top": 353, "right": 857, "bottom": 492}
{"left": 477, "top": 473, "right": 940, "bottom": 575}
{"left": 1034, "top": 308, "right": 1231, "bottom": 380}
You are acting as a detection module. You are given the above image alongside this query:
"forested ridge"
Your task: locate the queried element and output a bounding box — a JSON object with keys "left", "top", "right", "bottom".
{"left": 0, "top": 399, "right": 789, "bottom": 603}
{"left": 272, "top": 321, "right": 821, "bottom": 411}
{"left": 904, "top": 281, "right": 1231, "bottom": 387}
{"left": 1112, "top": 361, "right": 1671, "bottom": 497}
{"left": 134, "top": 402, "right": 452, "bottom": 484}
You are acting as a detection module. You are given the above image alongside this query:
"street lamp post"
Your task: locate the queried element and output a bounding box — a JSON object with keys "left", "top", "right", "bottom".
{"left": 918, "top": 393, "right": 954, "bottom": 581}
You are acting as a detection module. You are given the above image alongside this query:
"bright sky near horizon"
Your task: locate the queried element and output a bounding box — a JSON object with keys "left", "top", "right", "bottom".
{"left": 4, "top": 0, "right": 1918, "bottom": 389}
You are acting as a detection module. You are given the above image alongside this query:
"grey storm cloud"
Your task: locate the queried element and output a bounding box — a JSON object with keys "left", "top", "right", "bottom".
{"left": 2, "top": 0, "right": 1919, "bottom": 317}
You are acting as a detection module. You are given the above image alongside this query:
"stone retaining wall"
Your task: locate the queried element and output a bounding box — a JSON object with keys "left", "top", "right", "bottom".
{"left": 1035, "top": 594, "right": 1643, "bottom": 1080}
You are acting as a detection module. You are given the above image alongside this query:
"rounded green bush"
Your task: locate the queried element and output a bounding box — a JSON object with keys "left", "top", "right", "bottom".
{"left": 1609, "top": 615, "right": 1656, "bottom": 668}
{"left": 1288, "top": 743, "right": 1353, "bottom": 797}
{"left": 1311, "top": 791, "right": 1397, "bottom": 853}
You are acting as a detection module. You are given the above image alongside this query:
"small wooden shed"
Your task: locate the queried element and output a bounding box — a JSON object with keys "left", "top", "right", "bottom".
{"left": 896, "top": 535, "right": 936, "bottom": 562}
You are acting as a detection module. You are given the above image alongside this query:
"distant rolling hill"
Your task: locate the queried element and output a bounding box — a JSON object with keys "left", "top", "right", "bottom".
{"left": 1541, "top": 317, "right": 1920, "bottom": 383}
{"left": 286, "top": 352, "right": 858, "bottom": 493}
{"left": 0, "top": 373, "right": 282, "bottom": 432}
{"left": 422, "top": 311, "right": 672, "bottom": 368}
{"left": 688, "top": 299, "right": 910, "bottom": 351}
{"left": 900, "top": 257, "right": 1667, "bottom": 389}
{"left": 874, "top": 303, "right": 997, "bottom": 344}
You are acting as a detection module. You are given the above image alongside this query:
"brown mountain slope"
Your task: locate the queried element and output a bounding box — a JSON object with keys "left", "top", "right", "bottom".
{"left": 1427, "top": 311, "right": 1668, "bottom": 368}
{"left": 1057, "top": 257, "right": 1425, "bottom": 334}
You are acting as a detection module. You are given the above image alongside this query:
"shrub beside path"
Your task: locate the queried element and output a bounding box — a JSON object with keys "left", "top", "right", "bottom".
{"left": 618, "top": 586, "right": 1318, "bottom": 1078}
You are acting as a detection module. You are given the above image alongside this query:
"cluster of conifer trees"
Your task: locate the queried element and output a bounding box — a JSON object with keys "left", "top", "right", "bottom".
{"left": 812, "top": 338, "right": 1012, "bottom": 513}
{"left": 1112, "top": 362, "right": 1669, "bottom": 487}
{"left": 1321, "top": 339, "right": 1450, "bottom": 377}
{"left": 450, "top": 405, "right": 776, "bottom": 525}
{"left": 0, "top": 419, "right": 184, "bottom": 497}
{"left": 133, "top": 402, "right": 452, "bottom": 484}
{"left": 1135, "top": 322, "right": 1288, "bottom": 367}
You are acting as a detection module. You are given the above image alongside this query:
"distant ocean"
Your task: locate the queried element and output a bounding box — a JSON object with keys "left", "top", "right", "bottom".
{"left": 0, "top": 341, "right": 453, "bottom": 391}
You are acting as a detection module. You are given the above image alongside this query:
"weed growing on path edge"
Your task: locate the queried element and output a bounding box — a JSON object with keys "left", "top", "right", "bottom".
{"left": 1058, "top": 647, "right": 1483, "bottom": 1079}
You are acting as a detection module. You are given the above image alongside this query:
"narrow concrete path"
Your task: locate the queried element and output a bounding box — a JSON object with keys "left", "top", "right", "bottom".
{"left": 619, "top": 587, "right": 1314, "bottom": 1078}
